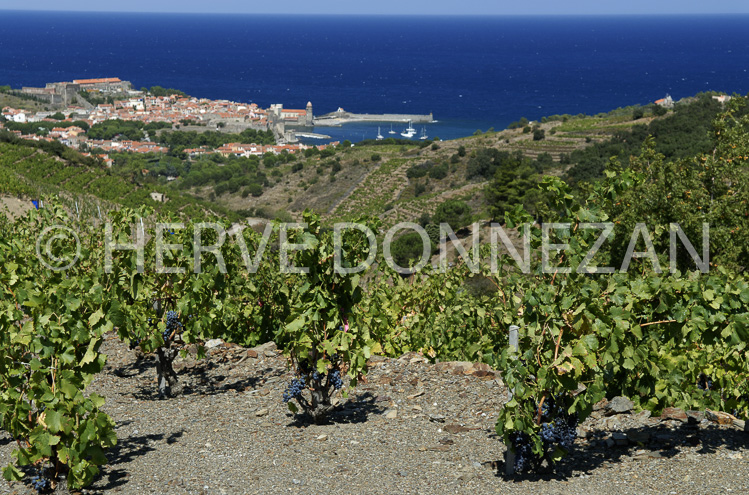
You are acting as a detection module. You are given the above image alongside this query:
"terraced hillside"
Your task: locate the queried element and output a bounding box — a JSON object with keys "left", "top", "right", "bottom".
{"left": 5, "top": 93, "right": 725, "bottom": 229}
{"left": 0, "top": 140, "right": 236, "bottom": 220}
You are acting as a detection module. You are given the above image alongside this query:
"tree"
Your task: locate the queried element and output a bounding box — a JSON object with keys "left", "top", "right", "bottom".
{"left": 433, "top": 199, "right": 472, "bottom": 230}
{"left": 149, "top": 86, "right": 187, "bottom": 97}
{"left": 633, "top": 108, "right": 645, "bottom": 120}
{"left": 390, "top": 232, "right": 433, "bottom": 268}
{"left": 533, "top": 129, "right": 545, "bottom": 141}
{"left": 466, "top": 148, "right": 523, "bottom": 180}
{"left": 508, "top": 117, "right": 529, "bottom": 129}
{"left": 428, "top": 163, "right": 448, "bottom": 179}
{"left": 485, "top": 162, "right": 548, "bottom": 222}
{"left": 652, "top": 104, "right": 668, "bottom": 117}
{"left": 424, "top": 223, "right": 440, "bottom": 246}
{"left": 248, "top": 183, "right": 263, "bottom": 197}
{"left": 418, "top": 212, "right": 431, "bottom": 227}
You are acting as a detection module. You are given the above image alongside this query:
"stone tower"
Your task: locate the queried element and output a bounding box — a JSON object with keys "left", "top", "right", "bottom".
{"left": 306, "top": 101, "right": 313, "bottom": 126}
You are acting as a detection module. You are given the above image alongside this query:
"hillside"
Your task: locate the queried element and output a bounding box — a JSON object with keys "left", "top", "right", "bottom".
{"left": 1, "top": 92, "right": 740, "bottom": 229}
{"left": 181, "top": 93, "right": 731, "bottom": 228}
{"left": 0, "top": 138, "right": 239, "bottom": 221}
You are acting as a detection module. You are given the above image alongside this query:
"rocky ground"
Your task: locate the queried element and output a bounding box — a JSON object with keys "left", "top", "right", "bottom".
{"left": 2, "top": 334, "right": 749, "bottom": 494}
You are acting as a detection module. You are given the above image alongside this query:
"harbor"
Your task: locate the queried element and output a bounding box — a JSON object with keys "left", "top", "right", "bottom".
{"left": 293, "top": 118, "right": 484, "bottom": 144}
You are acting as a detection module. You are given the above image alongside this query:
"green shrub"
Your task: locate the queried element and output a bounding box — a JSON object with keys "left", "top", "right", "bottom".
{"left": 389, "top": 231, "right": 433, "bottom": 268}
{"left": 433, "top": 199, "right": 471, "bottom": 230}
{"left": 428, "top": 163, "right": 448, "bottom": 180}
{"left": 248, "top": 183, "right": 263, "bottom": 197}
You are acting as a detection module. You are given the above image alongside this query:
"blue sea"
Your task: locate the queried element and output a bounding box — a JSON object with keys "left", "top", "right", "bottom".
{"left": 1, "top": 11, "right": 748, "bottom": 143}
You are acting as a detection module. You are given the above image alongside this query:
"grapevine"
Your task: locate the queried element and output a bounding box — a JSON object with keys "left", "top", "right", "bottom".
{"left": 0, "top": 202, "right": 117, "bottom": 489}
{"left": 283, "top": 354, "right": 347, "bottom": 415}
{"left": 280, "top": 212, "right": 379, "bottom": 423}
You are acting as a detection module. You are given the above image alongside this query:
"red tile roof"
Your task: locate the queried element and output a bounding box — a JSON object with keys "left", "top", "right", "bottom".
{"left": 73, "top": 78, "right": 122, "bottom": 84}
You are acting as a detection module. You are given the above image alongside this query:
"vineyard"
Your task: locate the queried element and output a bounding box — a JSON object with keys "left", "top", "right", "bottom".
{"left": 0, "top": 140, "right": 238, "bottom": 222}
{"left": 1, "top": 101, "right": 749, "bottom": 493}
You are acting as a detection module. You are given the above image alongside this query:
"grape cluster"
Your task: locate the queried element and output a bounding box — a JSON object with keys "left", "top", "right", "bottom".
{"left": 29, "top": 470, "right": 49, "bottom": 493}
{"left": 697, "top": 373, "right": 713, "bottom": 390}
{"left": 509, "top": 431, "right": 536, "bottom": 473}
{"left": 329, "top": 370, "right": 344, "bottom": 390}
{"left": 540, "top": 400, "right": 551, "bottom": 418}
{"left": 309, "top": 369, "right": 343, "bottom": 390}
{"left": 128, "top": 337, "right": 141, "bottom": 350}
{"left": 164, "top": 310, "right": 182, "bottom": 344}
{"left": 282, "top": 376, "right": 306, "bottom": 403}
{"left": 510, "top": 394, "right": 579, "bottom": 474}
{"left": 539, "top": 396, "right": 578, "bottom": 449}
{"left": 539, "top": 415, "right": 578, "bottom": 449}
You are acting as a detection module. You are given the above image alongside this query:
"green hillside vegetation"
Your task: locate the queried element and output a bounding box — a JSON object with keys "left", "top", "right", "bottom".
{"left": 2, "top": 91, "right": 746, "bottom": 236}
{"left": 0, "top": 132, "right": 238, "bottom": 220}
{"left": 143, "top": 85, "right": 188, "bottom": 97}
{"left": 87, "top": 119, "right": 172, "bottom": 141}
{"left": 563, "top": 93, "right": 749, "bottom": 184}
{"left": 158, "top": 128, "right": 275, "bottom": 150}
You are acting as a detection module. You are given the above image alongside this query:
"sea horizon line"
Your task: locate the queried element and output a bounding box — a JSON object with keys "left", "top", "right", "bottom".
{"left": 2, "top": 10, "right": 749, "bottom": 18}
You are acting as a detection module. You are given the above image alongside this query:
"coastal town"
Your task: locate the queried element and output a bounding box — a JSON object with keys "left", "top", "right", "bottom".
{"left": 0, "top": 77, "right": 338, "bottom": 164}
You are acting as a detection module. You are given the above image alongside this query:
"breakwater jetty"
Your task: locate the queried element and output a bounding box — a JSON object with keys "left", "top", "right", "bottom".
{"left": 314, "top": 108, "right": 434, "bottom": 127}
{"left": 295, "top": 132, "right": 331, "bottom": 139}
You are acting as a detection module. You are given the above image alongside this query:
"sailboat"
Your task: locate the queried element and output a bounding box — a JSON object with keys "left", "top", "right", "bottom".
{"left": 400, "top": 120, "right": 416, "bottom": 138}
{"left": 388, "top": 124, "right": 396, "bottom": 135}
{"left": 376, "top": 126, "right": 384, "bottom": 140}
{"left": 419, "top": 127, "right": 428, "bottom": 140}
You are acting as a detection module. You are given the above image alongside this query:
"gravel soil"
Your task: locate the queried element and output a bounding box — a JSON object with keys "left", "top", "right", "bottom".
{"left": 2, "top": 334, "right": 749, "bottom": 494}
